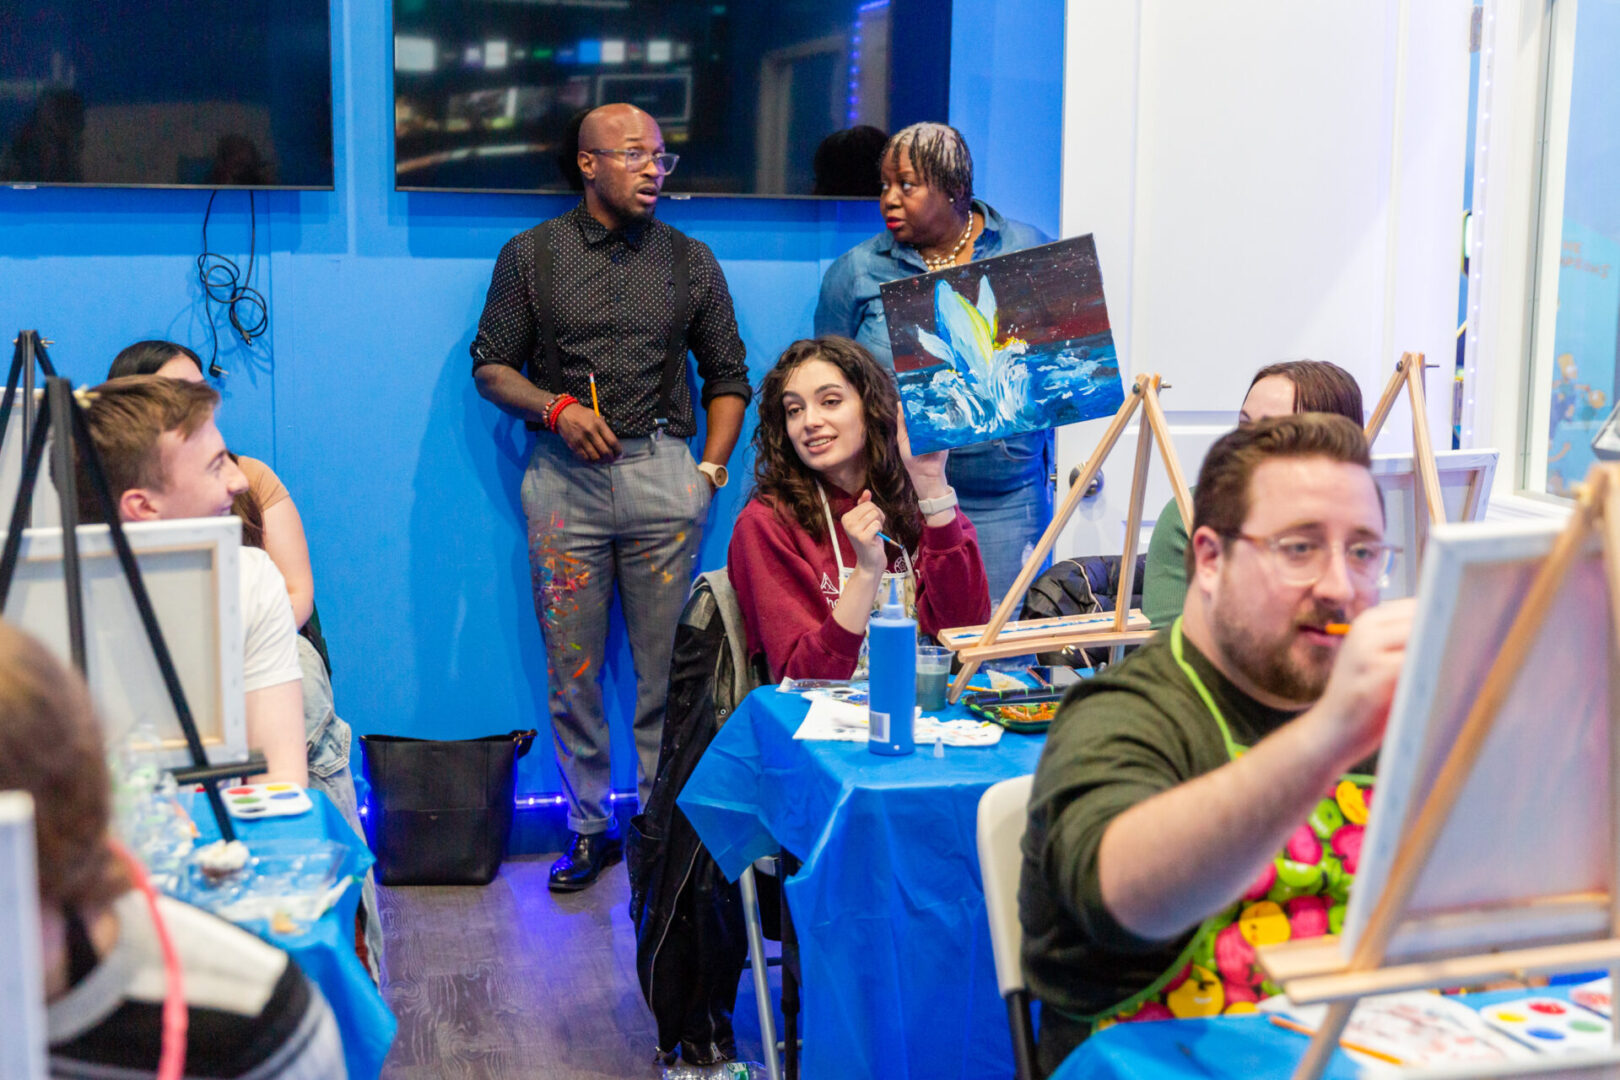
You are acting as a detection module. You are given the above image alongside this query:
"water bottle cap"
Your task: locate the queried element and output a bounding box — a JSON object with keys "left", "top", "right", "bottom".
{"left": 880, "top": 575, "right": 905, "bottom": 617}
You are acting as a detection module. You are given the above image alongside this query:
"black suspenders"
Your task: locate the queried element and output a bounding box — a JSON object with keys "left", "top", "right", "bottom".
{"left": 657, "top": 231, "right": 691, "bottom": 431}
{"left": 526, "top": 219, "right": 691, "bottom": 433}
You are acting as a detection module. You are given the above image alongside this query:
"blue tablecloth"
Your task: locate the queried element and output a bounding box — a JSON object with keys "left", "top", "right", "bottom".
{"left": 678, "top": 685, "right": 1048, "bottom": 1080}
{"left": 194, "top": 789, "right": 396, "bottom": 1080}
{"left": 1053, "top": 987, "right": 1583, "bottom": 1079}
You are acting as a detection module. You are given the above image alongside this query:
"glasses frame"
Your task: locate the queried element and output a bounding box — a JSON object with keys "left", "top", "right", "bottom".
{"left": 586, "top": 148, "right": 680, "bottom": 175}
{"left": 1225, "top": 530, "right": 1402, "bottom": 589}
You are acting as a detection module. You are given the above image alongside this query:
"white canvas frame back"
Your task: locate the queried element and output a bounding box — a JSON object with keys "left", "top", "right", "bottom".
{"left": 1372, "top": 448, "right": 1500, "bottom": 599}
{"left": 1343, "top": 518, "right": 1611, "bottom": 963}
{"left": 0, "top": 389, "right": 58, "bottom": 530}
{"left": 0, "top": 793, "right": 46, "bottom": 1080}
{"left": 0, "top": 517, "right": 246, "bottom": 769}
{"left": 1403, "top": 1051, "right": 1620, "bottom": 1079}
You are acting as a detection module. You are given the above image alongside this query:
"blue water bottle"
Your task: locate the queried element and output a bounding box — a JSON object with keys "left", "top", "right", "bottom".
{"left": 868, "top": 577, "right": 916, "bottom": 756}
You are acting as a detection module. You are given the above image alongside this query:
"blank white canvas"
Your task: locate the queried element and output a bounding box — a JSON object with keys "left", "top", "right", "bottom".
{"left": 1404, "top": 1049, "right": 1620, "bottom": 1079}
{"left": 1, "top": 517, "right": 247, "bottom": 769}
{"left": 1372, "top": 449, "right": 1500, "bottom": 599}
{"left": 1343, "top": 519, "right": 1612, "bottom": 962}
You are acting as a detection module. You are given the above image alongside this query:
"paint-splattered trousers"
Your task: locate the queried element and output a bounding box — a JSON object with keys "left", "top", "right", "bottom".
{"left": 521, "top": 433, "right": 710, "bottom": 835}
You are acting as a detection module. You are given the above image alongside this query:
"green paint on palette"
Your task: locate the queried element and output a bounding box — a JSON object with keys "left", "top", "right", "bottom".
{"left": 1572, "top": 1020, "right": 1605, "bottom": 1033}
{"left": 232, "top": 796, "right": 263, "bottom": 805}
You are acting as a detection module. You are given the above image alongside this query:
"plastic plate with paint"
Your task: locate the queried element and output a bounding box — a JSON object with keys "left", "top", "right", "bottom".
{"left": 223, "top": 783, "right": 314, "bottom": 819}
{"left": 963, "top": 688, "right": 1064, "bottom": 733}
{"left": 1478, "top": 997, "right": 1611, "bottom": 1053}
{"left": 178, "top": 839, "right": 349, "bottom": 931}
{"left": 1572, "top": 977, "right": 1612, "bottom": 1018}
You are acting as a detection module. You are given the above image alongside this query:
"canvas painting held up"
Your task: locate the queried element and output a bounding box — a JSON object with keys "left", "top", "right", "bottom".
{"left": 879, "top": 233, "right": 1126, "bottom": 454}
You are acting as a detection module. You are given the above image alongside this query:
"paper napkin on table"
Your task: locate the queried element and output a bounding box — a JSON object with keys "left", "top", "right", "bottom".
{"left": 793, "top": 699, "right": 1003, "bottom": 747}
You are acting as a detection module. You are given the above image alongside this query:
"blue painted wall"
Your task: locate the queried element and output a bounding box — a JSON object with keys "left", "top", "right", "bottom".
{"left": 0, "top": 0, "right": 1062, "bottom": 800}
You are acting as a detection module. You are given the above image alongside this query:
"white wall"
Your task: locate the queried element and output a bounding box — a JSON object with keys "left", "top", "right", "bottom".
{"left": 1055, "top": 0, "right": 1473, "bottom": 557}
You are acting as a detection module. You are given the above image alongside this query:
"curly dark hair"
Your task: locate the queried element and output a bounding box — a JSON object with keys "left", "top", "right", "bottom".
{"left": 751, "top": 337, "right": 924, "bottom": 553}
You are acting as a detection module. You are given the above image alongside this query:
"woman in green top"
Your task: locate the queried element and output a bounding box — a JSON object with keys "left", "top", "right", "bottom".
{"left": 1142, "top": 361, "right": 1366, "bottom": 628}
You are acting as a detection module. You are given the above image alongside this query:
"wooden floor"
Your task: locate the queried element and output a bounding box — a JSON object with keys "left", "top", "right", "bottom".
{"left": 377, "top": 853, "right": 774, "bottom": 1079}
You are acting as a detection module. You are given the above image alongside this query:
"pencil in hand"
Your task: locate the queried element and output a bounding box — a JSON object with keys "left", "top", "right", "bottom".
{"left": 589, "top": 372, "right": 602, "bottom": 416}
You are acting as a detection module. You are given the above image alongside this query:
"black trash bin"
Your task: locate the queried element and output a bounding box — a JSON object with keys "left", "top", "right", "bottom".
{"left": 359, "top": 730, "right": 536, "bottom": 885}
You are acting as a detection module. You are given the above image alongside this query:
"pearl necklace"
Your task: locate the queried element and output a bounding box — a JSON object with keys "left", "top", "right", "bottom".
{"left": 921, "top": 218, "right": 973, "bottom": 271}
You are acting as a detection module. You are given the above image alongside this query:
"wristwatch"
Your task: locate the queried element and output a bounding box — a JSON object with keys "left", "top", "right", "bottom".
{"left": 697, "top": 461, "right": 729, "bottom": 489}
{"left": 917, "top": 487, "right": 958, "bottom": 515}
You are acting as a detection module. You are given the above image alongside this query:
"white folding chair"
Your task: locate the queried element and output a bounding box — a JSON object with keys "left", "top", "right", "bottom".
{"left": 739, "top": 862, "right": 784, "bottom": 1080}
{"left": 977, "top": 774, "right": 1038, "bottom": 1080}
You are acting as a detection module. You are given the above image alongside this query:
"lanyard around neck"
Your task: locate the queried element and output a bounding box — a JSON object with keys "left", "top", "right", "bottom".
{"left": 1169, "top": 616, "right": 1244, "bottom": 762}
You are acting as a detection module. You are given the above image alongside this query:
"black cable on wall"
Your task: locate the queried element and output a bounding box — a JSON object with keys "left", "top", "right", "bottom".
{"left": 197, "top": 190, "right": 268, "bottom": 377}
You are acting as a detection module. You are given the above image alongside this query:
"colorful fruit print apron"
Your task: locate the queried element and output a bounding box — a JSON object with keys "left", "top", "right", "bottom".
{"left": 1086, "top": 618, "right": 1373, "bottom": 1029}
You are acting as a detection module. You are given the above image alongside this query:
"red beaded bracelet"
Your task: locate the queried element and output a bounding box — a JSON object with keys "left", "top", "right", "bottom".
{"left": 545, "top": 394, "right": 579, "bottom": 431}
{"left": 549, "top": 396, "right": 574, "bottom": 430}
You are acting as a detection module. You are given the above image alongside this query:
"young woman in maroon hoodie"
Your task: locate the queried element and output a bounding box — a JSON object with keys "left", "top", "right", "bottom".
{"left": 728, "top": 336, "right": 991, "bottom": 681}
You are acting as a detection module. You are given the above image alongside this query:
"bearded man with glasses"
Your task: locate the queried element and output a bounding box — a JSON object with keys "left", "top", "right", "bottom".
{"left": 471, "top": 103, "right": 750, "bottom": 891}
{"left": 1018, "top": 413, "right": 1415, "bottom": 1075}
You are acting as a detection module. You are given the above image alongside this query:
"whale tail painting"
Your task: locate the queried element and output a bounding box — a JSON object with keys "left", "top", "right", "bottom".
{"left": 881, "top": 233, "right": 1124, "bottom": 455}
{"left": 914, "top": 276, "right": 1031, "bottom": 431}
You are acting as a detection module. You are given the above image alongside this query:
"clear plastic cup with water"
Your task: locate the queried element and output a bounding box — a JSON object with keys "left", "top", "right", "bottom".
{"left": 916, "top": 645, "right": 953, "bottom": 712}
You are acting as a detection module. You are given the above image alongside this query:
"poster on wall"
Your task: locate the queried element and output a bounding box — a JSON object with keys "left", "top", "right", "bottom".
{"left": 1545, "top": 220, "right": 1620, "bottom": 496}
{"left": 880, "top": 234, "right": 1126, "bottom": 455}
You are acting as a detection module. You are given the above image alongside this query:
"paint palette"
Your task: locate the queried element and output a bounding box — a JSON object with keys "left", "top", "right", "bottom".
{"left": 223, "top": 783, "right": 313, "bottom": 819}
{"left": 963, "top": 688, "right": 1064, "bottom": 732}
{"left": 1478, "top": 997, "right": 1611, "bottom": 1053}
{"left": 1571, "top": 977, "right": 1613, "bottom": 1017}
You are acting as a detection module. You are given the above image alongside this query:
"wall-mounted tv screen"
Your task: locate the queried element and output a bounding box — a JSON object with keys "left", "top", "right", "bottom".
{"left": 0, "top": 0, "right": 335, "bottom": 189}
{"left": 393, "top": 0, "right": 952, "bottom": 198}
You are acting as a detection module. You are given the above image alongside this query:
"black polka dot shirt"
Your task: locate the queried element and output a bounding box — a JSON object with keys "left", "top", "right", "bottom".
{"left": 470, "top": 202, "right": 751, "bottom": 438}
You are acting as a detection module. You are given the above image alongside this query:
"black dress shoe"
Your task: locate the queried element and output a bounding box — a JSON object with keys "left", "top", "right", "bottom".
{"left": 548, "top": 830, "right": 623, "bottom": 892}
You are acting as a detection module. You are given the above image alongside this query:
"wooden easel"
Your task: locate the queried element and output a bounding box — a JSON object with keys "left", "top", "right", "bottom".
{"left": 941, "top": 374, "right": 1192, "bottom": 702}
{"left": 1258, "top": 462, "right": 1620, "bottom": 1080}
{"left": 1365, "top": 351, "right": 1449, "bottom": 558}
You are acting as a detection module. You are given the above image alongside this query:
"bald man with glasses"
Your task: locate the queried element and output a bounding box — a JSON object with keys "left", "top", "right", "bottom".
{"left": 471, "top": 103, "right": 750, "bottom": 891}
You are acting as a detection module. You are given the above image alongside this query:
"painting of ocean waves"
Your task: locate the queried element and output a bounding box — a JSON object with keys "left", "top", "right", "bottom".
{"left": 881, "top": 233, "right": 1125, "bottom": 455}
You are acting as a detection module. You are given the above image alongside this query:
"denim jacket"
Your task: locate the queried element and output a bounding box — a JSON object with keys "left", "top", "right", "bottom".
{"left": 814, "top": 200, "right": 1053, "bottom": 493}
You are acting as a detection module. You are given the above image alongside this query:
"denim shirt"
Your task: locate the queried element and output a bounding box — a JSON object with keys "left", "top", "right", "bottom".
{"left": 814, "top": 199, "right": 1054, "bottom": 493}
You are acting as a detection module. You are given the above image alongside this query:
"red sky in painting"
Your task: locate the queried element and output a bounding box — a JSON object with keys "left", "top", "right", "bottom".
{"left": 882, "top": 235, "right": 1115, "bottom": 373}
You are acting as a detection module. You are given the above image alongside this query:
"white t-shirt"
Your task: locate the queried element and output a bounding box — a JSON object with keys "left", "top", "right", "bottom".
{"left": 240, "top": 547, "right": 302, "bottom": 693}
